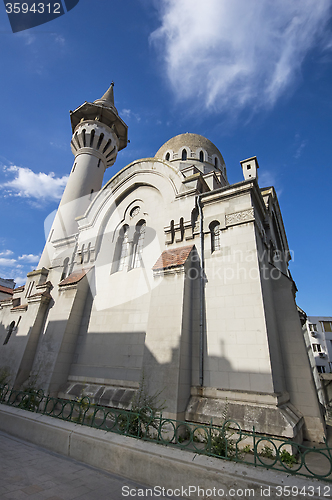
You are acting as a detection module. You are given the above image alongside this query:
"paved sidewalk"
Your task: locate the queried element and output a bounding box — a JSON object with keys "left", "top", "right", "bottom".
{"left": 0, "top": 431, "right": 175, "bottom": 500}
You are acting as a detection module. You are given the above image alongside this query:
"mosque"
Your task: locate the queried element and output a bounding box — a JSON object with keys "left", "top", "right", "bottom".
{"left": 0, "top": 84, "right": 325, "bottom": 443}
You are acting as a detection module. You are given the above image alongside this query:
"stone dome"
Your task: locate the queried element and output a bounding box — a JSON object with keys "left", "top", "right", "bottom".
{"left": 155, "top": 133, "right": 225, "bottom": 168}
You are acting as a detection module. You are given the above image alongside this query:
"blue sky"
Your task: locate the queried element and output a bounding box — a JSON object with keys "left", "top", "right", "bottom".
{"left": 0, "top": 0, "right": 331, "bottom": 314}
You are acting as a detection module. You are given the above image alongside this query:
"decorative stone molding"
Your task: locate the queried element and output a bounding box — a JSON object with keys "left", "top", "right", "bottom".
{"left": 226, "top": 208, "right": 254, "bottom": 227}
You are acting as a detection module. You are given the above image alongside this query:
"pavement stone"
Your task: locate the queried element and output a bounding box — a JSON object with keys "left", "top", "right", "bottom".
{"left": 0, "top": 431, "right": 178, "bottom": 500}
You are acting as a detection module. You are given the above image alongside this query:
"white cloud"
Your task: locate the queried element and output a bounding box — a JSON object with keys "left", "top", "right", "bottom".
{"left": 0, "top": 257, "right": 16, "bottom": 267}
{"left": 259, "top": 170, "right": 277, "bottom": 187}
{"left": 18, "top": 254, "right": 41, "bottom": 263}
{"left": 0, "top": 250, "right": 14, "bottom": 257}
{"left": 14, "top": 276, "right": 27, "bottom": 286}
{"left": 121, "top": 109, "right": 141, "bottom": 122}
{"left": 0, "top": 249, "right": 40, "bottom": 286}
{"left": 151, "top": 0, "right": 332, "bottom": 114}
{"left": 1, "top": 166, "right": 68, "bottom": 202}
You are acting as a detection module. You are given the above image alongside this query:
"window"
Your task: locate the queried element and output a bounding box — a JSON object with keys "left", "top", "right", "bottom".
{"left": 214, "top": 157, "right": 218, "bottom": 168}
{"left": 321, "top": 321, "right": 332, "bottom": 333}
{"left": 165, "top": 152, "right": 170, "bottom": 161}
{"left": 199, "top": 150, "right": 204, "bottom": 162}
{"left": 210, "top": 221, "right": 220, "bottom": 252}
{"left": 130, "top": 206, "right": 140, "bottom": 218}
{"left": 317, "top": 365, "right": 326, "bottom": 373}
{"left": 312, "top": 344, "right": 322, "bottom": 353}
{"left": 25, "top": 280, "right": 35, "bottom": 298}
{"left": 117, "top": 225, "right": 130, "bottom": 272}
{"left": 132, "top": 221, "right": 146, "bottom": 269}
{"left": 181, "top": 149, "right": 187, "bottom": 161}
{"left": 3, "top": 321, "right": 15, "bottom": 345}
{"left": 61, "top": 257, "right": 70, "bottom": 281}
{"left": 90, "top": 129, "right": 95, "bottom": 147}
{"left": 309, "top": 323, "right": 317, "bottom": 332}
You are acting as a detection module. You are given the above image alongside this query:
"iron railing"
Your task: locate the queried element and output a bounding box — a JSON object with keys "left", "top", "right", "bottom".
{"left": 0, "top": 384, "right": 331, "bottom": 482}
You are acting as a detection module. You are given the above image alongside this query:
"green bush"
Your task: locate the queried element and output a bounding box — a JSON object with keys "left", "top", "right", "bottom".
{"left": 280, "top": 449, "right": 297, "bottom": 467}
{"left": 260, "top": 444, "right": 275, "bottom": 459}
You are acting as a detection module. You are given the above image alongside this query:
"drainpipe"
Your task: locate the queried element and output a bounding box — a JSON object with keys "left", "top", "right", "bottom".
{"left": 196, "top": 195, "right": 204, "bottom": 387}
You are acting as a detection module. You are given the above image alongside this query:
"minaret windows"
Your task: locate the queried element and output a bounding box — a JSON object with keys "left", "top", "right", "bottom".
{"left": 97, "top": 133, "right": 104, "bottom": 150}
{"left": 74, "top": 133, "right": 81, "bottom": 149}
{"left": 90, "top": 129, "right": 95, "bottom": 147}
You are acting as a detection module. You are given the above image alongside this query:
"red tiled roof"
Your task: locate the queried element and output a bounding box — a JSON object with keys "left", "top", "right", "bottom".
{"left": 152, "top": 245, "right": 195, "bottom": 271}
{"left": 59, "top": 269, "right": 90, "bottom": 287}
{"left": 0, "top": 285, "right": 14, "bottom": 296}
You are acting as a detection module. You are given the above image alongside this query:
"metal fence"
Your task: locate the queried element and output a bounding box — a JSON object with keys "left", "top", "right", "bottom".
{"left": 1, "top": 384, "right": 331, "bottom": 482}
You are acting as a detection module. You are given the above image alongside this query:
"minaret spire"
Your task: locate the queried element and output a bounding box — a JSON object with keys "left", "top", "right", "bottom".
{"left": 94, "top": 82, "right": 115, "bottom": 109}
{"left": 38, "top": 84, "right": 128, "bottom": 269}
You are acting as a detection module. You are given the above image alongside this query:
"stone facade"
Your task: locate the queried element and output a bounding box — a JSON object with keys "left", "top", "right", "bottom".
{"left": 0, "top": 86, "right": 325, "bottom": 443}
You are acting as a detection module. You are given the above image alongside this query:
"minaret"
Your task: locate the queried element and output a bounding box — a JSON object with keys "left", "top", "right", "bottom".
{"left": 38, "top": 83, "right": 128, "bottom": 269}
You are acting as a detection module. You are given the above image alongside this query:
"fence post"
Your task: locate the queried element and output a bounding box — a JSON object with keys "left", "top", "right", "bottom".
{"left": 208, "top": 419, "right": 212, "bottom": 455}
{"left": 253, "top": 426, "right": 257, "bottom": 465}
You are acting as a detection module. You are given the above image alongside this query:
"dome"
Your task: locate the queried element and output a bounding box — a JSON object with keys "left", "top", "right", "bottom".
{"left": 155, "top": 133, "right": 225, "bottom": 168}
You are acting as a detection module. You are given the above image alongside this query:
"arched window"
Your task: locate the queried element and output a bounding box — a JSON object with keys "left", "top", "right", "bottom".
{"left": 132, "top": 220, "right": 146, "bottom": 269}
{"left": 199, "top": 150, "right": 204, "bottom": 162}
{"left": 210, "top": 221, "right": 221, "bottom": 252}
{"left": 181, "top": 149, "right": 187, "bottom": 161}
{"left": 61, "top": 257, "right": 70, "bottom": 281}
{"left": 179, "top": 217, "right": 184, "bottom": 241}
{"left": 191, "top": 208, "right": 198, "bottom": 233}
{"left": 3, "top": 321, "right": 15, "bottom": 345}
{"left": 214, "top": 157, "right": 218, "bottom": 168}
{"left": 170, "top": 220, "right": 175, "bottom": 244}
{"left": 117, "top": 225, "right": 130, "bottom": 272}
{"left": 165, "top": 152, "right": 170, "bottom": 161}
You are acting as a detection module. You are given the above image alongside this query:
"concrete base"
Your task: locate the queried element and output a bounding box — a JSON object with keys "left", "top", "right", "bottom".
{"left": 186, "top": 394, "right": 304, "bottom": 442}
{"left": 0, "top": 404, "right": 328, "bottom": 499}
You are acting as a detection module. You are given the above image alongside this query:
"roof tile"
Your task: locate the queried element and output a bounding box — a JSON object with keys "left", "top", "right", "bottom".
{"left": 152, "top": 245, "right": 194, "bottom": 271}
{"left": 59, "top": 269, "right": 90, "bottom": 287}
{"left": 0, "top": 285, "right": 14, "bottom": 296}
